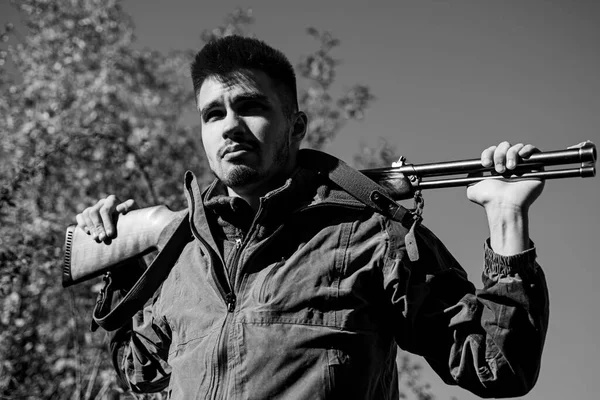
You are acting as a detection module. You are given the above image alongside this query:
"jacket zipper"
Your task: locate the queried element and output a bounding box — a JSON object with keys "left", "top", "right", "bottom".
{"left": 188, "top": 211, "right": 235, "bottom": 309}
{"left": 229, "top": 202, "right": 266, "bottom": 292}
{"left": 215, "top": 239, "right": 244, "bottom": 399}
{"left": 187, "top": 188, "right": 237, "bottom": 399}
{"left": 225, "top": 238, "right": 242, "bottom": 285}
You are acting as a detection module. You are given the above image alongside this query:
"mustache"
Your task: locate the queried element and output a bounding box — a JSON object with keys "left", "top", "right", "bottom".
{"left": 217, "top": 141, "right": 258, "bottom": 158}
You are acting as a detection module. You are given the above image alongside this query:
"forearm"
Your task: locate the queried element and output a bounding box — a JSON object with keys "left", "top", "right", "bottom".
{"left": 427, "top": 246, "right": 549, "bottom": 398}
{"left": 485, "top": 204, "right": 531, "bottom": 256}
{"left": 386, "top": 225, "right": 549, "bottom": 398}
{"left": 468, "top": 242, "right": 549, "bottom": 395}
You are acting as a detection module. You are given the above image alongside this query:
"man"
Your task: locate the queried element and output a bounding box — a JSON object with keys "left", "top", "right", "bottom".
{"left": 77, "top": 36, "right": 549, "bottom": 399}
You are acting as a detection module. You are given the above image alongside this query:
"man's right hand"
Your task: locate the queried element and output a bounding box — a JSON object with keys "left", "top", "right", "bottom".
{"left": 75, "top": 195, "right": 136, "bottom": 242}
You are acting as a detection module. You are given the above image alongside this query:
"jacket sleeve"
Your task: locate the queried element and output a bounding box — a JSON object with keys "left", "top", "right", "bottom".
{"left": 110, "top": 293, "right": 172, "bottom": 394}
{"left": 382, "top": 222, "right": 549, "bottom": 398}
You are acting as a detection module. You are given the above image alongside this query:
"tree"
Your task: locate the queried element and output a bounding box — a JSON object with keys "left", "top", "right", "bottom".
{"left": 297, "top": 27, "right": 375, "bottom": 150}
{"left": 1, "top": 0, "right": 203, "bottom": 398}
{"left": 0, "top": 2, "right": 439, "bottom": 399}
{"left": 354, "top": 137, "right": 399, "bottom": 170}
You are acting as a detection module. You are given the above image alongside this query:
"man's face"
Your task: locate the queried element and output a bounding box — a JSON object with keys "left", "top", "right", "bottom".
{"left": 198, "top": 70, "right": 295, "bottom": 194}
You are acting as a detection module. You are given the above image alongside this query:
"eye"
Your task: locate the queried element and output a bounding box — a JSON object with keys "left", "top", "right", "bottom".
{"left": 204, "top": 109, "right": 224, "bottom": 122}
{"left": 239, "top": 101, "right": 267, "bottom": 115}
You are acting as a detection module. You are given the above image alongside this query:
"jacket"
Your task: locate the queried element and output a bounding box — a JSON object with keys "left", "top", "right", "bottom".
{"left": 112, "top": 164, "right": 549, "bottom": 400}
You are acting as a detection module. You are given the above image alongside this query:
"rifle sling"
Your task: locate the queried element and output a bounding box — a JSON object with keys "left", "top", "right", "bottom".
{"left": 92, "top": 213, "right": 191, "bottom": 331}
{"left": 298, "top": 149, "right": 416, "bottom": 228}
{"left": 92, "top": 149, "right": 418, "bottom": 331}
{"left": 299, "top": 149, "right": 421, "bottom": 261}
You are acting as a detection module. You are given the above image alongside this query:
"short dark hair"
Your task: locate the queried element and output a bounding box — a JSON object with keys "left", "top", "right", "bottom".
{"left": 191, "top": 36, "right": 299, "bottom": 117}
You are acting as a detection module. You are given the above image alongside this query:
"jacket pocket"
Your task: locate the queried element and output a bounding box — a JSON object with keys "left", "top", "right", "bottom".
{"left": 258, "top": 257, "right": 286, "bottom": 303}
{"left": 251, "top": 220, "right": 354, "bottom": 328}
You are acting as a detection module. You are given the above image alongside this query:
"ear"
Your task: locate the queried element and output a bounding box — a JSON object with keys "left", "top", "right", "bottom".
{"left": 289, "top": 111, "right": 307, "bottom": 144}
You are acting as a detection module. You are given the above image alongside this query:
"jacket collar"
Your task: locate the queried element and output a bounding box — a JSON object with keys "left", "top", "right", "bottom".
{"left": 184, "top": 167, "right": 319, "bottom": 225}
{"left": 183, "top": 167, "right": 317, "bottom": 253}
{"left": 182, "top": 152, "right": 369, "bottom": 251}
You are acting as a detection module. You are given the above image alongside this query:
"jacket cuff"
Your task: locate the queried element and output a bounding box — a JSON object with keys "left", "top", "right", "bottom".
{"left": 484, "top": 239, "right": 538, "bottom": 280}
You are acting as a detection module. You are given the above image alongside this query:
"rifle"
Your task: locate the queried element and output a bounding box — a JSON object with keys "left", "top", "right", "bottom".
{"left": 63, "top": 142, "right": 596, "bottom": 289}
{"left": 62, "top": 205, "right": 179, "bottom": 287}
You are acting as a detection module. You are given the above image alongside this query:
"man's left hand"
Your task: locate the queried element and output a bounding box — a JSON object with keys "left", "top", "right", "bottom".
{"left": 467, "top": 141, "right": 545, "bottom": 214}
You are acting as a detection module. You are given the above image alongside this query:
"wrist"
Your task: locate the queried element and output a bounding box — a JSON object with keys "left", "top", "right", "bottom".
{"left": 485, "top": 202, "right": 527, "bottom": 225}
{"left": 484, "top": 203, "right": 530, "bottom": 255}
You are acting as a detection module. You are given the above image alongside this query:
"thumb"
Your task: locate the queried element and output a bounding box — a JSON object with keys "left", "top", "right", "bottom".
{"left": 115, "top": 199, "right": 136, "bottom": 214}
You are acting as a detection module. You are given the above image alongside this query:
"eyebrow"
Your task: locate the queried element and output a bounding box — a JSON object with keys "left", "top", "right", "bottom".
{"left": 200, "top": 93, "right": 271, "bottom": 117}
{"left": 199, "top": 99, "right": 221, "bottom": 118}
{"left": 235, "top": 93, "right": 270, "bottom": 104}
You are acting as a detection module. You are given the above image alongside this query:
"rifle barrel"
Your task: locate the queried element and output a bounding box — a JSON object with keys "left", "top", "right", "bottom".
{"left": 361, "top": 142, "right": 596, "bottom": 190}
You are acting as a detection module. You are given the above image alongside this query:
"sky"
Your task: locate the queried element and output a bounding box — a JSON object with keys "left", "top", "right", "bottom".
{"left": 2, "top": 0, "right": 599, "bottom": 399}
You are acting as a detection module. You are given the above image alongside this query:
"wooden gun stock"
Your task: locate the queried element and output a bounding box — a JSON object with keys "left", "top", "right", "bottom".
{"left": 62, "top": 205, "right": 179, "bottom": 287}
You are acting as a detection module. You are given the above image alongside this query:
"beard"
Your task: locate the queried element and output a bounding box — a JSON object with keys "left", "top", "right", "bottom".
{"left": 216, "top": 140, "right": 291, "bottom": 190}
{"left": 219, "top": 164, "right": 261, "bottom": 187}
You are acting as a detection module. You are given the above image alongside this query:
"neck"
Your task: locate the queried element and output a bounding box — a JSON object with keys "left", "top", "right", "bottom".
{"left": 226, "top": 186, "right": 261, "bottom": 213}
{"left": 226, "top": 166, "right": 295, "bottom": 213}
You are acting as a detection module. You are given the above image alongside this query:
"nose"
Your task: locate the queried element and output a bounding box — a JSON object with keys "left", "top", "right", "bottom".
{"left": 221, "top": 111, "right": 246, "bottom": 140}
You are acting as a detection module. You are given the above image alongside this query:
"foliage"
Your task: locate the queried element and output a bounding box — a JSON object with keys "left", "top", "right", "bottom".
{"left": 354, "top": 137, "right": 399, "bottom": 170}
{"left": 1, "top": 0, "right": 202, "bottom": 398}
{"left": 397, "top": 354, "right": 437, "bottom": 400}
{"left": 199, "top": 7, "right": 255, "bottom": 43}
{"left": 298, "top": 27, "right": 375, "bottom": 149}
{"left": 0, "top": 1, "right": 436, "bottom": 399}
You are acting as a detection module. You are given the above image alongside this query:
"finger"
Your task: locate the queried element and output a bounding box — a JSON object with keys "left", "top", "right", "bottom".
{"left": 99, "top": 202, "right": 116, "bottom": 239}
{"left": 518, "top": 144, "right": 540, "bottom": 158}
{"left": 88, "top": 201, "right": 106, "bottom": 242}
{"left": 115, "top": 199, "right": 136, "bottom": 214}
{"left": 481, "top": 146, "right": 496, "bottom": 168}
{"left": 493, "top": 141, "right": 511, "bottom": 173}
{"left": 99, "top": 195, "right": 124, "bottom": 240}
{"left": 506, "top": 143, "right": 524, "bottom": 170}
{"left": 80, "top": 207, "right": 97, "bottom": 239}
{"left": 75, "top": 213, "right": 91, "bottom": 235}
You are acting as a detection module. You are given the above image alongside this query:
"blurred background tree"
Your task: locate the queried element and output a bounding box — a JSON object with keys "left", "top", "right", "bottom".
{"left": 0, "top": 0, "right": 433, "bottom": 399}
